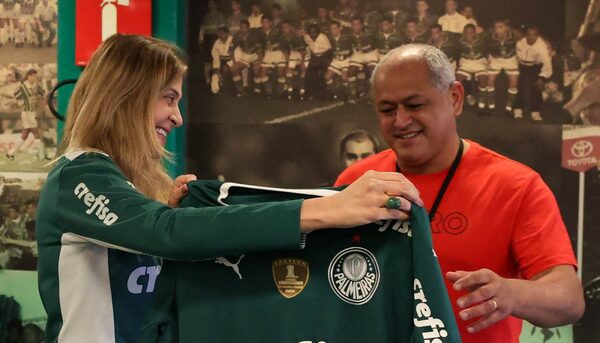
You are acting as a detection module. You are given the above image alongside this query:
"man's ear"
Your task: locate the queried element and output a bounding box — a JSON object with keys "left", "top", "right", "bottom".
{"left": 450, "top": 81, "right": 464, "bottom": 117}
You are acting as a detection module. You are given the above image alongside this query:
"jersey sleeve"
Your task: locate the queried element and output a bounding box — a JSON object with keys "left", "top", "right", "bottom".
{"left": 13, "top": 85, "right": 23, "bottom": 99}
{"left": 53, "top": 157, "right": 303, "bottom": 261}
{"left": 511, "top": 174, "right": 577, "bottom": 280}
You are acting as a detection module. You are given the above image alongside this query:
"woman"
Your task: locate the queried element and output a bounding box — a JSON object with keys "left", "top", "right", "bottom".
{"left": 36, "top": 34, "right": 421, "bottom": 342}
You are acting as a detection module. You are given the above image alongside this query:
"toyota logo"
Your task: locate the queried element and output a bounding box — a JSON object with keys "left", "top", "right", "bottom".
{"left": 571, "top": 140, "right": 594, "bottom": 158}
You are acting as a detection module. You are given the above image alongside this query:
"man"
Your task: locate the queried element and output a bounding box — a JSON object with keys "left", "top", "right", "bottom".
{"left": 339, "top": 130, "right": 378, "bottom": 168}
{"left": 348, "top": 16, "right": 378, "bottom": 103}
{"left": 325, "top": 21, "right": 353, "bottom": 100}
{"left": 230, "top": 20, "right": 261, "bottom": 97}
{"left": 210, "top": 26, "right": 234, "bottom": 95}
{"left": 514, "top": 26, "right": 552, "bottom": 121}
{"left": 33, "top": 0, "right": 56, "bottom": 47}
{"left": 226, "top": 0, "right": 247, "bottom": 36}
{"left": 487, "top": 19, "right": 520, "bottom": 114}
{"left": 428, "top": 24, "right": 459, "bottom": 71}
{"left": 200, "top": 0, "right": 226, "bottom": 88}
{"left": 402, "top": 18, "right": 427, "bottom": 44}
{"left": 382, "top": 0, "right": 408, "bottom": 35}
{"left": 335, "top": 44, "right": 584, "bottom": 342}
{"left": 281, "top": 20, "right": 308, "bottom": 100}
{"left": 456, "top": 23, "right": 489, "bottom": 110}
{"left": 257, "top": 16, "right": 286, "bottom": 98}
{"left": 363, "top": 3, "right": 382, "bottom": 35}
{"left": 304, "top": 24, "right": 332, "bottom": 98}
{"left": 248, "top": 3, "right": 264, "bottom": 30}
{"left": 438, "top": 0, "right": 468, "bottom": 38}
{"left": 0, "top": 0, "right": 21, "bottom": 47}
{"left": 312, "top": 6, "right": 332, "bottom": 35}
{"left": 0, "top": 205, "right": 27, "bottom": 269}
{"left": 330, "top": 0, "right": 353, "bottom": 30}
{"left": 415, "top": 0, "right": 438, "bottom": 35}
{"left": 461, "top": 6, "right": 478, "bottom": 27}
{"left": 2, "top": 69, "right": 46, "bottom": 160}
{"left": 375, "top": 17, "right": 403, "bottom": 60}
{"left": 271, "top": 4, "right": 285, "bottom": 29}
{"left": 17, "top": 0, "right": 38, "bottom": 47}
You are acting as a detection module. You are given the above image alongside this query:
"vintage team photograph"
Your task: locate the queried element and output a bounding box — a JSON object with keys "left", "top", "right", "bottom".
{"left": 0, "top": 172, "right": 45, "bottom": 272}
{"left": 0, "top": 0, "right": 58, "bottom": 172}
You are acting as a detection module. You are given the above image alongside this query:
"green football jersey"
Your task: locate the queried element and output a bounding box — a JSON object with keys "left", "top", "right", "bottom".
{"left": 328, "top": 33, "right": 354, "bottom": 60}
{"left": 140, "top": 181, "right": 461, "bottom": 343}
{"left": 431, "top": 34, "right": 460, "bottom": 63}
{"left": 459, "top": 34, "right": 488, "bottom": 60}
{"left": 488, "top": 31, "right": 519, "bottom": 59}
{"left": 351, "top": 32, "right": 377, "bottom": 53}
{"left": 36, "top": 153, "right": 304, "bottom": 343}
{"left": 375, "top": 32, "right": 403, "bottom": 55}
{"left": 233, "top": 30, "right": 262, "bottom": 54}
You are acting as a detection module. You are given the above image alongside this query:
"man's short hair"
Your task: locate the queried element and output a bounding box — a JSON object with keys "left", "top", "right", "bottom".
{"left": 218, "top": 26, "right": 229, "bottom": 34}
{"left": 26, "top": 69, "right": 38, "bottom": 77}
{"left": 372, "top": 44, "right": 456, "bottom": 92}
{"left": 351, "top": 16, "right": 364, "bottom": 24}
{"left": 272, "top": 4, "right": 282, "bottom": 10}
{"left": 406, "top": 18, "right": 418, "bottom": 25}
{"left": 340, "top": 131, "right": 379, "bottom": 156}
{"left": 261, "top": 15, "right": 272, "bottom": 22}
{"left": 430, "top": 24, "right": 443, "bottom": 32}
{"left": 330, "top": 20, "right": 341, "bottom": 28}
{"left": 494, "top": 18, "right": 509, "bottom": 25}
{"left": 464, "top": 23, "right": 476, "bottom": 31}
{"left": 240, "top": 20, "right": 250, "bottom": 27}
{"left": 380, "top": 16, "right": 392, "bottom": 24}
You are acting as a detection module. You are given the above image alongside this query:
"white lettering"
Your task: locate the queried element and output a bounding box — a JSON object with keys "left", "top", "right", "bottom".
{"left": 74, "top": 183, "right": 87, "bottom": 198}
{"left": 127, "top": 266, "right": 146, "bottom": 294}
{"left": 145, "top": 265, "right": 161, "bottom": 293}
{"left": 568, "top": 157, "right": 598, "bottom": 167}
{"left": 378, "top": 220, "right": 412, "bottom": 236}
{"left": 74, "top": 182, "right": 119, "bottom": 225}
{"left": 413, "top": 278, "right": 448, "bottom": 341}
{"left": 83, "top": 192, "right": 95, "bottom": 206}
{"left": 127, "top": 265, "right": 162, "bottom": 294}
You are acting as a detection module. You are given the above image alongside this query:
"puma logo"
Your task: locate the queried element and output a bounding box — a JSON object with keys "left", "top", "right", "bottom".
{"left": 215, "top": 255, "right": 245, "bottom": 279}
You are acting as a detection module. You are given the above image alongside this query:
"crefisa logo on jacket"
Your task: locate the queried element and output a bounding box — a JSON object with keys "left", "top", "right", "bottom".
{"left": 328, "top": 247, "right": 380, "bottom": 305}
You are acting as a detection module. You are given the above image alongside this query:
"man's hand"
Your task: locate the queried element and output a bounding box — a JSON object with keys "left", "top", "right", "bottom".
{"left": 447, "top": 265, "right": 584, "bottom": 333}
{"left": 447, "top": 269, "right": 516, "bottom": 333}
{"left": 167, "top": 174, "right": 197, "bottom": 207}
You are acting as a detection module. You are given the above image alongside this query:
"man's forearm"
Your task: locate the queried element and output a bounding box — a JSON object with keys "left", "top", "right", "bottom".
{"left": 509, "top": 265, "right": 584, "bottom": 327}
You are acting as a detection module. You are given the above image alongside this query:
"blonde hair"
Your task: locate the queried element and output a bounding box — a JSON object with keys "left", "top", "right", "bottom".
{"left": 59, "top": 34, "right": 187, "bottom": 203}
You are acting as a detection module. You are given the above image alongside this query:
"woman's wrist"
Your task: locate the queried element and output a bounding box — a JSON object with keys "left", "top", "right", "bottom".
{"left": 299, "top": 196, "right": 340, "bottom": 232}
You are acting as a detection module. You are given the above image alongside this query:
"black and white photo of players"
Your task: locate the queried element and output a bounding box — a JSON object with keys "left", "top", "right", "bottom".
{"left": 0, "top": 0, "right": 58, "bottom": 172}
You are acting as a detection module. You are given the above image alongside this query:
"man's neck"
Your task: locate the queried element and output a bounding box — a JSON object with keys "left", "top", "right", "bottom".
{"left": 397, "top": 136, "right": 468, "bottom": 174}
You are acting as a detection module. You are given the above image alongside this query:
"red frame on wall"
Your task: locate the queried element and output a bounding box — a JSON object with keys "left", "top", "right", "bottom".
{"left": 75, "top": 0, "right": 152, "bottom": 66}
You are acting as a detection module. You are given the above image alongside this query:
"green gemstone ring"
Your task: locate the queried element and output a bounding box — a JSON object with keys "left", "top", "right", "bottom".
{"left": 385, "top": 196, "right": 402, "bottom": 210}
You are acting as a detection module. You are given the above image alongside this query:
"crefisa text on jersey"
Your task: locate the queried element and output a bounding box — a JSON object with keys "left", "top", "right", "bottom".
{"left": 74, "top": 182, "right": 119, "bottom": 225}
{"left": 376, "top": 219, "right": 412, "bottom": 237}
{"left": 414, "top": 278, "right": 449, "bottom": 343}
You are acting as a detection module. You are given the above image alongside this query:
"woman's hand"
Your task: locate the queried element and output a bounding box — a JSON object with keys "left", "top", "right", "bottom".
{"left": 167, "top": 174, "right": 197, "bottom": 207}
{"left": 300, "top": 170, "right": 423, "bottom": 232}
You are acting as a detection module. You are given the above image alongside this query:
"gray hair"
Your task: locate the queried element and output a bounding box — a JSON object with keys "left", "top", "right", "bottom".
{"left": 370, "top": 44, "right": 456, "bottom": 92}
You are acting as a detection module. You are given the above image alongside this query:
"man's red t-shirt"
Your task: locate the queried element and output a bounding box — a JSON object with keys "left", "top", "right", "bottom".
{"left": 334, "top": 140, "right": 577, "bottom": 343}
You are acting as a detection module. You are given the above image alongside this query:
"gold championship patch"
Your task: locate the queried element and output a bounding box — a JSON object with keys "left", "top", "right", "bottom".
{"left": 272, "top": 258, "right": 309, "bottom": 299}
